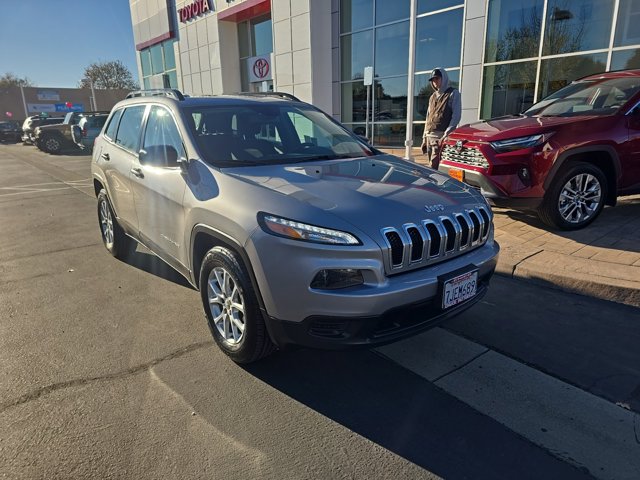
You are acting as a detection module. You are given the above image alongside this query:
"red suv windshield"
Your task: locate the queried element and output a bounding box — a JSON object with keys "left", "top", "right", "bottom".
{"left": 524, "top": 77, "right": 640, "bottom": 117}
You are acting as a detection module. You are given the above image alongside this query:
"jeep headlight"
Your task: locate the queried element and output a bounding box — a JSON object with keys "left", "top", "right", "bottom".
{"left": 490, "top": 133, "right": 553, "bottom": 153}
{"left": 259, "top": 213, "right": 361, "bottom": 245}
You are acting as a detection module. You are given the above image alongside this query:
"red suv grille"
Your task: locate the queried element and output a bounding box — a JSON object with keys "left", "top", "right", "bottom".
{"left": 441, "top": 144, "right": 489, "bottom": 169}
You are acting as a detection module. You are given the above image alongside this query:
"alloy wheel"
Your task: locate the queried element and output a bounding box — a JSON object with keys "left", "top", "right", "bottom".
{"left": 99, "top": 200, "right": 114, "bottom": 246}
{"left": 557, "top": 173, "right": 602, "bottom": 224}
{"left": 45, "top": 137, "right": 60, "bottom": 152}
{"left": 207, "top": 267, "right": 245, "bottom": 345}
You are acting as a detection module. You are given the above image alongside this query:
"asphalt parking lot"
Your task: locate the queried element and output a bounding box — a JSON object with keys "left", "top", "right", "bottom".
{"left": 1, "top": 143, "right": 639, "bottom": 480}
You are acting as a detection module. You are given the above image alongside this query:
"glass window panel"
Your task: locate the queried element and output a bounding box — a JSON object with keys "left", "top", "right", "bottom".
{"left": 344, "top": 123, "right": 367, "bottom": 138}
{"left": 538, "top": 52, "right": 608, "bottom": 100}
{"left": 415, "top": 9, "right": 463, "bottom": 72}
{"left": 375, "top": 21, "right": 409, "bottom": 77}
{"left": 615, "top": 0, "right": 640, "bottom": 47}
{"left": 481, "top": 61, "right": 537, "bottom": 119}
{"left": 104, "top": 108, "right": 123, "bottom": 140}
{"left": 163, "top": 41, "right": 176, "bottom": 70}
{"left": 485, "top": 0, "right": 543, "bottom": 63}
{"left": 140, "top": 49, "right": 152, "bottom": 77}
{"left": 238, "top": 22, "right": 251, "bottom": 58}
{"left": 166, "top": 70, "right": 178, "bottom": 89}
{"left": 611, "top": 48, "right": 640, "bottom": 70}
{"left": 542, "top": 0, "right": 614, "bottom": 55}
{"left": 150, "top": 44, "right": 164, "bottom": 75}
{"left": 413, "top": 123, "right": 426, "bottom": 147}
{"left": 251, "top": 16, "right": 273, "bottom": 56}
{"left": 143, "top": 77, "right": 151, "bottom": 90}
{"left": 240, "top": 60, "right": 250, "bottom": 92}
{"left": 374, "top": 76, "right": 408, "bottom": 122}
{"left": 418, "top": 0, "right": 462, "bottom": 14}
{"left": 414, "top": 70, "right": 460, "bottom": 121}
{"left": 143, "top": 106, "right": 185, "bottom": 158}
{"left": 341, "top": 81, "right": 367, "bottom": 123}
{"left": 376, "top": 0, "right": 410, "bottom": 25}
{"left": 114, "top": 105, "right": 146, "bottom": 152}
{"left": 374, "top": 122, "right": 406, "bottom": 147}
{"left": 341, "top": 0, "right": 373, "bottom": 33}
{"left": 341, "top": 30, "right": 373, "bottom": 81}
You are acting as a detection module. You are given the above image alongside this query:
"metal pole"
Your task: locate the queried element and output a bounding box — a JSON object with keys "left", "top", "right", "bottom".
{"left": 91, "top": 81, "right": 97, "bottom": 110}
{"left": 365, "top": 84, "right": 370, "bottom": 140}
{"left": 404, "top": 0, "right": 418, "bottom": 160}
{"left": 20, "top": 86, "right": 28, "bottom": 118}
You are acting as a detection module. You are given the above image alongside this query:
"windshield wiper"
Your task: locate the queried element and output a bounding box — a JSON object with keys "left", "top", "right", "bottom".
{"left": 291, "top": 154, "right": 360, "bottom": 163}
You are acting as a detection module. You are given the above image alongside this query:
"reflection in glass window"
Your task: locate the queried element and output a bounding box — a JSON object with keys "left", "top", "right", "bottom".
{"left": 238, "top": 21, "right": 251, "bottom": 58}
{"left": 341, "top": 30, "right": 373, "bottom": 81}
{"left": 341, "top": 0, "right": 373, "bottom": 33}
{"left": 542, "top": 0, "right": 614, "bottom": 55}
{"left": 140, "top": 50, "right": 152, "bottom": 77}
{"left": 614, "top": 0, "right": 640, "bottom": 47}
{"left": 150, "top": 44, "right": 164, "bottom": 75}
{"left": 143, "top": 106, "right": 185, "bottom": 158}
{"left": 374, "top": 122, "right": 406, "bottom": 147}
{"left": 252, "top": 15, "right": 273, "bottom": 56}
{"left": 341, "top": 82, "right": 367, "bottom": 123}
{"left": 481, "top": 61, "right": 537, "bottom": 119}
{"left": 414, "top": 70, "right": 460, "bottom": 120}
{"left": 611, "top": 48, "right": 640, "bottom": 70}
{"left": 374, "top": 76, "right": 408, "bottom": 122}
{"left": 415, "top": 9, "right": 463, "bottom": 72}
{"left": 485, "top": 0, "right": 543, "bottom": 63}
{"left": 418, "top": 0, "right": 462, "bottom": 14}
{"left": 538, "top": 52, "right": 607, "bottom": 99}
{"left": 375, "top": 21, "right": 410, "bottom": 77}
{"left": 115, "top": 106, "right": 146, "bottom": 152}
{"left": 376, "top": 0, "right": 410, "bottom": 25}
{"left": 163, "top": 41, "right": 176, "bottom": 70}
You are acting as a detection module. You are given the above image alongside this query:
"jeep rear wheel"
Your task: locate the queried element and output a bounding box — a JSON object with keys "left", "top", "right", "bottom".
{"left": 199, "top": 247, "right": 275, "bottom": 364}
{"left": 42, "top": 134, "right": 62, "bottom": 154}
{"left": 538, "top": 162, "right": 607, "bottom": 230}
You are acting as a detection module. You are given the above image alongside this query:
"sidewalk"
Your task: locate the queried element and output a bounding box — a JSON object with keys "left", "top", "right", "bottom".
{"left": 401, "top": 151, "right": 640, "bottom": 307}
{"left": 491, "top": 195, "right": 640, "bottom": 308}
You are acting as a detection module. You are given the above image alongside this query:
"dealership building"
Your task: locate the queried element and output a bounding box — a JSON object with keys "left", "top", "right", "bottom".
{"left": 129, "top": 0, "right": 640, "bottom": 154}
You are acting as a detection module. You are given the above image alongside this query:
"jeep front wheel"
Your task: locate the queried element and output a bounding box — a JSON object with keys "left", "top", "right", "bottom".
{"left": 538, "top": 162, "right": 607, "bottom": 230}
{"left": 199, "top": 247, "right": 275, "bottom": 363}
{"left": 42, "top": 134, "right": 62, "bottom": 154}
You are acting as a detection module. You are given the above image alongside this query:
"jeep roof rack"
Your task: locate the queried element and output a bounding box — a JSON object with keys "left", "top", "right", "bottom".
{"left": 233, "top": 92, "right": 301, "bottom": 102}
{"left": 126, "top": 89, "right": 185, "bottom": 101}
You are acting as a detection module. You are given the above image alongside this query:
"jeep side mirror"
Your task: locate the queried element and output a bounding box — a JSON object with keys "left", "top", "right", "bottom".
{"left": 139, "top": 145, "right": 179, "bottom": 167}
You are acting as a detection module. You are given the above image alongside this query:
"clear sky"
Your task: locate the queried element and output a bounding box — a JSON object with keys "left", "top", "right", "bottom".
{"left": 0, "top": 0, "right": 138, "bottom": 88}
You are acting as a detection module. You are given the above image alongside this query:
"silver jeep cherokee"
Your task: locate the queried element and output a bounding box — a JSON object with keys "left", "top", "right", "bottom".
{"left": 91, "top": 89, "right": 499, "bottom": 363}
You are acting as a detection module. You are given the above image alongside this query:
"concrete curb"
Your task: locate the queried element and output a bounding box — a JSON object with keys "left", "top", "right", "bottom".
{"left": 495, "top": 235, "right": 640, "bottom": 308}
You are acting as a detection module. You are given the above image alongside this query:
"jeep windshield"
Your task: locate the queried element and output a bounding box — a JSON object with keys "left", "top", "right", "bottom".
{"left": 524, "top": 77, "right": 640, "bottom": 117}
{"left": 187, "top": 104, "right": 375, "bottom": 167}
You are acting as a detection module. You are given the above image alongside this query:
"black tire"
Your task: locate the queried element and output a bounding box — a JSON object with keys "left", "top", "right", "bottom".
{"left": 538, "top": 161, "right": 608, "bottom": 230}
{"left": 41, "top": 134, "right": 62, "bottom": 154}
{"left": 199, "top": 246, "right": 275, "bottom": 364}
{"left": 97, "top": 189, "right": 134, "bottom": 259}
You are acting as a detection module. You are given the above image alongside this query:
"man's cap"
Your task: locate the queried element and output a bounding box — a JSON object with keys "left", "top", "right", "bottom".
{"left": 429, "top": 69, "right": 442, "bottom": 81}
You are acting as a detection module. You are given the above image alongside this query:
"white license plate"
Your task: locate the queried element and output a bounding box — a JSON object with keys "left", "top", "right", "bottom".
{"left": 442, "top": 270, "right": 478, "bottom": 309}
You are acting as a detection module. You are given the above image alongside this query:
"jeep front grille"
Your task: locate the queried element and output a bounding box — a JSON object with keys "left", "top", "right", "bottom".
{"left": 380, "top": 206, "right": 492, "bottom": 273}
{"left": 441, "top": 144, "right": 489, "bottom": 169}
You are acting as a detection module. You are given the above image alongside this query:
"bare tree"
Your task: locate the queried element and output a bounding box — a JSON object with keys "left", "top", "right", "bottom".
{"left": 78, "top": 60, "right": 139, "bottom": 89}
{"left": 0, "top": 72, "right": 34, "bottom": 88}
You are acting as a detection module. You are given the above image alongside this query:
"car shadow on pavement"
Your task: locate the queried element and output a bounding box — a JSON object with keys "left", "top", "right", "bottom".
{"left": 121, "top": 247, "right": 193, "bottom": 289}
{"left": 239, "top": 348, "right": 593, "bottom": 480}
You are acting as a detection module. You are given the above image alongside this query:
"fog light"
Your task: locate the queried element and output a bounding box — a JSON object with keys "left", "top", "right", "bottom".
{"left": 517, "top": 167, "right": 531, "bottom": 186}
{"left": 310, "top": 269, "right": 364, "bottom": 290}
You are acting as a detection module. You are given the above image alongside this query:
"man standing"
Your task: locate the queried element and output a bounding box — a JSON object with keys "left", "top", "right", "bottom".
{"left": 421, "top": 68, "right": 461, "bottom": 170}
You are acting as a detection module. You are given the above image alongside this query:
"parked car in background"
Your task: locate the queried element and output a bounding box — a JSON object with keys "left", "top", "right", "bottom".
{"left": 92, "top": 89, "right": 499, "bottom": 363}
{"left": 35, "top": 111, "right": 109, "bottom": 154}
{"left": 71, "top": 113, "right": 109, "bottom": 151}
{"left": 21, "top": 115, "right": 64, "bottom": 145}
{"left": 439, "top": 70, "right": 640, "bottom": 230}
{"left": 0, "top": 121, "right": 22, "bottom": 143}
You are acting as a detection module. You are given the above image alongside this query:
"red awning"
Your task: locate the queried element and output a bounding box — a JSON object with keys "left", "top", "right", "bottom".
{"left": 217, "top": 0, "right": 271, "bottom": 22}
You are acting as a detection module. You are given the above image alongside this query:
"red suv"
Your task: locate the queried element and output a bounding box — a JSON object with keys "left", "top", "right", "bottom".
{"left": 439, "top": 70, "right": 640, "bottom": 229}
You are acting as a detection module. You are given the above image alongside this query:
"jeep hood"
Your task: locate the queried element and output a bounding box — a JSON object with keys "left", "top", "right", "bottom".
{"left": 224, "top": 155, "right": 486, "bottom": 230}
{"left": 451, "top": 114, "right": 604, "bottom": 141}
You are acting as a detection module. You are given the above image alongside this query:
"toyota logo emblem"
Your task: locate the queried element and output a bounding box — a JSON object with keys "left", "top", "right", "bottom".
{"left": 253, "top": 58, "right": 270, "bottom": 79}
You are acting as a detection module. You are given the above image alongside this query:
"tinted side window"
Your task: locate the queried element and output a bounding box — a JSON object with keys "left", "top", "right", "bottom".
{"left": 104, "top": 109, "right": 123, "bottom": 140}
{"left": 114, "top": 106, "right": 146, "bottom": 152}
{"left": 142, "top": 106, "right": 185, "bottom": 158}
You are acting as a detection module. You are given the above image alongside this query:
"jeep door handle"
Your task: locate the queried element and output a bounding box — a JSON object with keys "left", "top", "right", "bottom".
{"left": 130, "top": 167, "right": 144, "bottom": 179}
{"left": 101, "top": 152, "right": 110, "bottom": 161}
